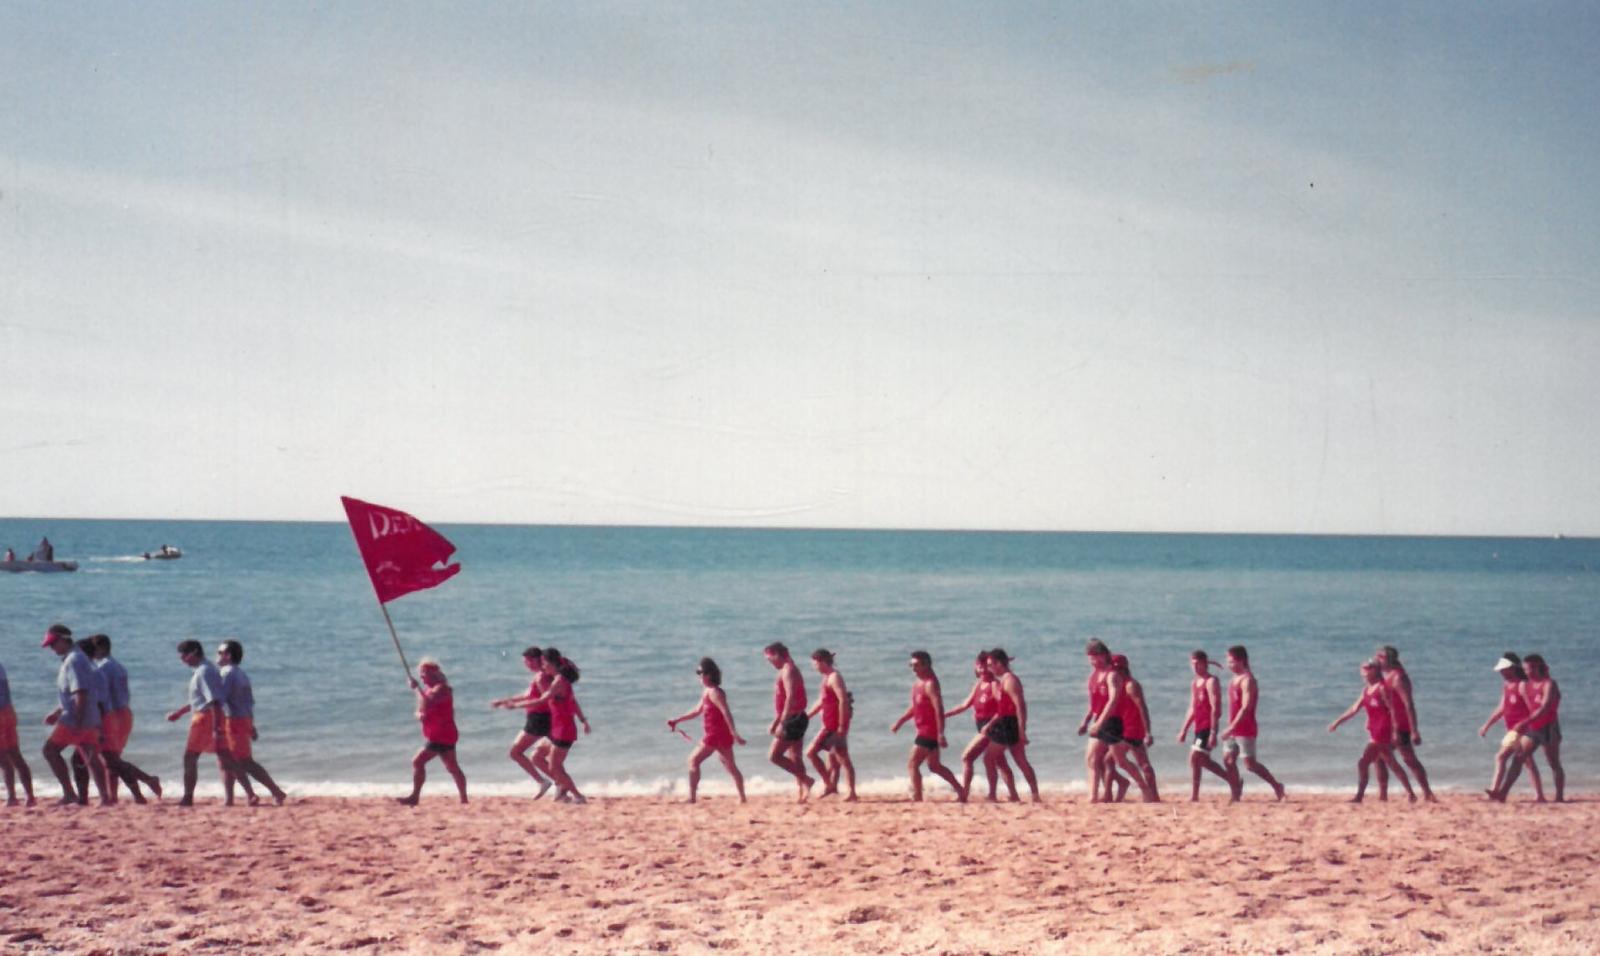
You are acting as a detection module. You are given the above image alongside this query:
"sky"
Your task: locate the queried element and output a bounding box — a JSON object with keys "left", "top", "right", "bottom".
{"left": 2, "top": 3, "right": 1598, "bottom": 535}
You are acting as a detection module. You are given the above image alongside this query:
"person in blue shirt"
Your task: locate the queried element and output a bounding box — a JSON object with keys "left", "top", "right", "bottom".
{"left": 88, "top": 635, "right": 161, "bottom": 803}
{"left": 41, "top": 624, "right": 110, "bottom": 806}
{"left": 166, "top": 639, "right": 236, "bottom": 807}
{"left": 217, "top": 640, "right": 286, "bottom": 806}
{"left": 0, "top": 658, "right": 37, "bottom": 806}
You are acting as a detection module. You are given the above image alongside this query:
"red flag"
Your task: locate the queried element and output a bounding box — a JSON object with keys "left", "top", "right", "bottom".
{"left": 340, "top": 496, "right": 462, "bottom": 604}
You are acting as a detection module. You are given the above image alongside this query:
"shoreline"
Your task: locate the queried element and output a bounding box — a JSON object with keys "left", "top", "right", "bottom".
{"left": 5, "top": 794, "right": 1597, "bottom": 954}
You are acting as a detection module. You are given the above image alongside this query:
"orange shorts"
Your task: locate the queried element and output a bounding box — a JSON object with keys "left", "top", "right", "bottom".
{"left": 225, "top": 717, "right": 254, "bottom": 760}
{"left": 48, "top": 721, "right": 100, "bottom": 750}
{"left": 186, "top": 710, "right": 223, "bottom": 754}
{"left": 0, "top": 705, "right": 17, "bottom": 750}
{"left": 102, "top": 708, "right": 133, "bottom": 753}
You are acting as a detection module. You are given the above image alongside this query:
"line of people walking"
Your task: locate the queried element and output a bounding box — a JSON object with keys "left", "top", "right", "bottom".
{"left": 1, "top": 627, "right": 1568, "bottom": 808}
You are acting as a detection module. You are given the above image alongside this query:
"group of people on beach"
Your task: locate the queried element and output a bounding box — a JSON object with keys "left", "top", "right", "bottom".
{"left": 1, "top": 624, "right": 286, "bottom": 808}
{"left": 0, "top": 624, "right": 1569, "bottom": 808}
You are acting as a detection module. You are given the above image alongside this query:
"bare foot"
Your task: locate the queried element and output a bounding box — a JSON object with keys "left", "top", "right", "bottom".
{"left": 799, "top": 776, "right": 815, "bottom": 803}
{"left": 1349, "top": 795, "right": 1363, "bottom": 803}
{"left": 150, "top": 777, "right": 163, "bottom": 799}
{"left": 396, "top": 796, "right": 418, "bottom": 807}
{"left": 273, "top": 790, "right": 287, "bottom": 806}
{"left": 533, "top": 779, "right": 552, "bottom": 801}
{"left": 247, "top": 794, "right": 262, "bottom": 807}
{"left": 1273, "top": 783, "right": 1287, "bottom": 801}
{"left": 844, "top": 794, "right": 859, "bottom": 802}
{"left": 177, "top": 797, "right": 194, "bottom": 807}
{"left": 1113, "top": 778, "right": 1130, "bottom": 802}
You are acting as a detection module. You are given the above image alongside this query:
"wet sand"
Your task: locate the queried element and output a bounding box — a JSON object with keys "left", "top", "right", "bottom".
{"left": 2, "top": 793, "right": 1596, "bottom": 954}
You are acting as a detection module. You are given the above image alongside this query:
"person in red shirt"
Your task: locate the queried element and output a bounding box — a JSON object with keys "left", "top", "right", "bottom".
{"left": 490, "top": 646, "right": 555, "bottom": 799}
{"left": 1373, "top": 645, "right": 1437, "bottom": 803}
{"left": 763, "top": 643, "right": 816, "bottom": 802}
{"left": 978, "top": 649, "right": 1041, "bottom": 803}
{"left": 1110, "top": 655, "right": 1159, "bottom": 802}
{"left": 1220, "top": 645, "right": 1285, "bottom": 802}
{"left": 1493, "top": 653, "right": 1564, "bottom": 803}
{"left": 944, "top": 652, "right": 1019, "bottom": 803}
{"left": 890, "top": 651, "right": 965, "bottom": 802}
{"left": 397, "top": 658, "right": 467, "bottom": 806}
{"left": 1478, "top": 653, "right": 1544, "bottom": 801}
{"left": 804, "top": 649, "right": 856, "bottom": 801}
{"left": 1175, "top": 650, "right": 1232, "bottom": 802}
{"left": 667, "top": 657, "right": 747, "bottom": 803}
{"left": 1327, "top": 659, "right": 1415, "bottom": 803}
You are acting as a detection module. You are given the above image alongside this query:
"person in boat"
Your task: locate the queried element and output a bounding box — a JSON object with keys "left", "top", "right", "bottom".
{"left": 28, "top": 538, "right": 53, "bottom": 562}
{"left": 3, "top": 548, "right": 14, "bottom": 562}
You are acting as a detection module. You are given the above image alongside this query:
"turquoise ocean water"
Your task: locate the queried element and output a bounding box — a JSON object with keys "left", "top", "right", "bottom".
{"left": 1, "top": 519, "right": 1594, "bottom": 798}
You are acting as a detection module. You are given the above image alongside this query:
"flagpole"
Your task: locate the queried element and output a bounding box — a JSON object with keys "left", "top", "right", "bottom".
{"left": 379, "top": 602, "right": 415, "bottom": 683}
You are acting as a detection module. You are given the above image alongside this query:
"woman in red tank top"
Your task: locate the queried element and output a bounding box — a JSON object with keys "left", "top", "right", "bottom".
{"left": 1479, "top": 653, "right": 1545, "bottom": 801}
{"left": 1327, "top": 660, "right": 1415, "bottom": 803}
{"left": 1494, "top": 654, "right": 1565, "bottom": 802}
{"left": 1177, "top": 650, "right": 1232, "bottom": 801}
{"left": 803, "top": 649, "right": 857, "bottom": 801}
{"left": 667, "top": 657, "right": 747, "bottom": 803}
{"left": 526, "top": 648, "right": 589, "bottom": 804}
{"left": 397, "top": 658, "right": 468, "bottom": 806}
{"left": 1374, "top": 645, "right": 1436, "bottom": 802}
{"left": 490, "top": 646, "right": 557, "bottom": 799}
{"left": 943, "top": 653, "right": 1019, "bottom": 802}
{"left": 1109, "top": 655, "right": 1160, "bottom": 802}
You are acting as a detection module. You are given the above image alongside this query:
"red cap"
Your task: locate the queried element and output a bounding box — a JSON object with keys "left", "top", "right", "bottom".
{"left": 41, "top": 631, "right": 59, "bottom": 648}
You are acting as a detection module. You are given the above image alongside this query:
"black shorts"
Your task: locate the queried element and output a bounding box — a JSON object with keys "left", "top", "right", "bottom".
{"left": 781, "top": 713, "right": 809, "bottom": 742}
{"left": 551, "top": 738, "right": 575, "bottom": 751}
{"left": 1194, "top": 729, "right": 1214, "bottom": 750}
{"left": 1093, "top": 716, "right": 1125, "bottom": 745}
{"left": 814, "top": 730, "right": 846, "bottom": 751}
{"left": 425, "top": 741, "right": 456, "bottom": 754}
{"left": 1123, "top": 736, "right": 1146, "bottom": 750}
{"left": 914, "top": 735, "right": 939, "bottom": 751}
{"left": 523, "top": 712, "right": 552, "bottom": 738}
{"left": 1396, "top": 730, "right": 1414, "bottom": 747}
{"left": 986, "top": 715, "right": 1020, "bottom": 747}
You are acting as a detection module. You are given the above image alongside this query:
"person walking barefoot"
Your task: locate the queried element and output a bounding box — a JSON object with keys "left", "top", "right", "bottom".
{"left": 1220, "top": 645, "right": 1285, "bottom": 802}
{"left": 763, "top": 643, "right": 815, "bottom": 802}
{"left": 945, "top": 652, "right": 1018, "bottom": 803}
{"left": 1327, "top": 659, "right": 1415, "bottom": 803}
{"left": 1176, "top": 650, "right": 1231, "bottom": 802}
{"left": 804, "top": 649, "right": 855, "bottom": 801}
{"left": 1479, "top": 653, "right": 1543, "bottom": 801}
{"left": 890, "top": 651, "right": 966, "bottom": 803}
{"left": 490, "top": 646, "right": 555, "bottom": 799}
{"left": 978, "top": 649, "right": 1041, "bottom": 802}
{"left": 398, "top": 659, "right": 467, "bottom": 806}
{"left": 667, "top": 658, "right": 747, "bottom": 803}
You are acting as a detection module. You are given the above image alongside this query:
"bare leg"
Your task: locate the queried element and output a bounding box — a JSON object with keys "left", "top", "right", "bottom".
{"left": 43, "top": 743, "right": 78, "bottom": 804}
{"left": 179, "top": 751, "right": 201, "bottom": 805}
{"left": 1111, "top": 744, "right": 1155, "bottom": 802}
{"left": 1353, "top": 746, "right": 1374, "bottom": 802}
{"left": 239, "top": 758, "right": 287, "bottom": 804}
{"left": 1380, "top": 750, "right": 1415, "bottom": 801}
{"left": 1375, "top": 758, "right": 1389, "bottom": 801}
{"left": 398, "top": 749, "right": 436, "bottom": 805}
{"left": 1222, "top": 752, "right": 1243, "bottom": 802}
{"left": 2, "top": 749, "right": 33, "bottom": 806}
{"left": 833, "top": 744, "right": 857, "bottom": 800}
{"left": 716, "top": 747, "right": 746, "bottom": 802}
{"left": 1546, "top": 740, "right": 1565, "bottom": 802}
{"left": 71, "top": 751, "right": 90, "bottom": 805}
{"left": 907, "top": 747, "right": 926, "bottom": 802}
{"left": 959, "top": 735, "right": 988, "bottom": 800}
{"left": 1243, "top": 757, "right": 1285, "bottom": 800}
{"left": 439, "top": 751, "right": 468, "bottom": 804}
{"left": 1006, "top": 744, "right": 1041, "bottom": 802}
{"left": 546, "top": 748, "right": 583, "bottom": 803}
{"left": 1395, "top": 742, "right": 1435, "bottom": 802}
{"left": 806, "top": 735, "right": 835, "bottom": 796}
{"left": 686, "top": 742, "right": 713, "bottom": 802}
{"left": 509, "top": 733, "right": 552, "bottom": 798}
{"left": 924, "top": 749, "right": 966, "bottom": 802}
{"left": 768, "top": 737, "right": 814, "bottom": 800}
{"left": 1130, "top": 747, "right": 1161, "bottom": 802}
{"left": 1086, "top": 740, "right": 1108, "bottom": 802}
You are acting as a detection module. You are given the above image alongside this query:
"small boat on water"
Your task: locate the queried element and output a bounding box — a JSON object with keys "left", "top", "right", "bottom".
{"left": 3, "top": 537, "right": 75, "bottom": 572}
{"left": 143, "top": 545, "right": 183, "bottom": 561}
{"left": 1, "top": 559, "right": 79, "bottom": 573}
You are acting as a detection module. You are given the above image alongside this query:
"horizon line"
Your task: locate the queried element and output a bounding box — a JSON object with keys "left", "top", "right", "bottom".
{"left": 1, "top": 514, "right": 1592, "bottom": 543}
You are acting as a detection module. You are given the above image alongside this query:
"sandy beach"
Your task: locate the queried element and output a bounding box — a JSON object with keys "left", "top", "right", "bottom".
{"left": 2, "top": 793, "right": 1596, "bottom": 954}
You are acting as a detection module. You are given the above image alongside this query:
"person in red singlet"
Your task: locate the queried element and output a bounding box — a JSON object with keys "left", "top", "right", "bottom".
{"left": 1109, "top": 655, "right": 1160, "bottom": 802}
{"left": 1176, "top": 650, "right": 1231, "bottom": 801}
{"left": 763, "top": 643, "right": 816, "bottom": 802}
{"left": 945, "top": 652, "right": 1018, "bottom": 802}
{"left": 1220, "top": 645, "right": 1285, "bottom": 802}
{"left": 490, "top": 645, "right": 555, "bottom": 799}
{"left": 1078, "top": 639, "right": 1144, "bottom": 803}
{"left": 976, "top": 649, "right": 1041, "bottom": 802}
{"left": 398, "top": 659, "right": 467, "bottom": 805}
{"left": 1479, "top": 653, "right": 1544, "bottom": 801}
{"left": 526, "top": 648, "right": 590, "bottom": 804}
{"left": 804, "top": 649, "right": 856, "bottom": 801}
{"left": 1328, "top": 660, "right": 1416, "bottom": 803}
{"left": 667, "top": 657, "right": 747, "bottom": 803}
{"left": 890, "top": 651, "right": 965, "bottom": 802}
{"left": 1373, "top": 646, "right": 1437, "bottom": 802}
{"left": 1494, "top": 653, "right": 1564, "bottom": 802}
